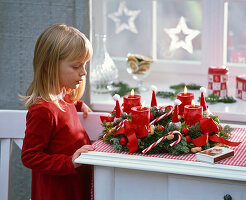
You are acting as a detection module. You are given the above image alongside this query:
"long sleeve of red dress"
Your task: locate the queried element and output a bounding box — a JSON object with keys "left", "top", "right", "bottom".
{"left": 21, "top": 99, "right": 93, "bottom": 200}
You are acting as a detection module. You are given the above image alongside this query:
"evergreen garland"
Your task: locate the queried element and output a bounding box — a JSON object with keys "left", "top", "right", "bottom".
{"left": 156, "top": 91, "right": 176, "bottom": 99}
{"left": 156, "top": 83, "right": 201, "bottom": 99}
{"left": 170, "top": 83, "right": 201, "bottom": 90}
{"left": 100, "top": 107, "right": 232, "bottom": 155}
{"left": 111, "top": 82, "right": 139, "bottom": 96}
{"left": 198, "top": 94, "right": 236, "bottom": 104}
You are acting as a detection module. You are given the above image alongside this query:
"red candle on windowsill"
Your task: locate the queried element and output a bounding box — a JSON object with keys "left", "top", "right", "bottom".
{"left": 123, "top": 89, "right": 141, "bottom": 114}
{"left": 184, "top": 104, "right": 203, "bottom": 126}
{"left": 131, "top": 106, "right": 150, "bottom": 138}
{"left": 177, "top": 86, "right": 194, "bottom": 116}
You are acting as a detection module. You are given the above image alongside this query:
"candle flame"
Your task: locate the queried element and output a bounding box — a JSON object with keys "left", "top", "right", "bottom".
{"left": 184, "top": 86, "right": 187, "bottom": 94}
{"left": 131, "top": 89, "right": 134, "bottom": 96}
{"left": 141, "top": 101, "right": 145, "bottom": 109}
{"left": 191, "top": 100, "right": 195, "bottom": 106}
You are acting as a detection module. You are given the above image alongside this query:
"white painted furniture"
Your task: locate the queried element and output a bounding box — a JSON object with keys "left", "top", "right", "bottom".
{"left": 75, "top": 151, "right": 246, "bottom": 200}
{"left": 0, "top": 110, "right": 108, "bottom": 200}
{"left": 1, "top": 110, "right": 245, "bottom": 200}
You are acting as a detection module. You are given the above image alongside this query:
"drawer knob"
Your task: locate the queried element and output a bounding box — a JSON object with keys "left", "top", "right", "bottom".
{"left": 224, "top": 194, "right": 232, "bottom": 200}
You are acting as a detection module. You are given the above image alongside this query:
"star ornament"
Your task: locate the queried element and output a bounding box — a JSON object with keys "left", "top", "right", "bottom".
{"left": 164, "top": 16, "right": 200, "bottom": 54}
{"left": 108, "top": 1, "right": 141, "bottom": 34}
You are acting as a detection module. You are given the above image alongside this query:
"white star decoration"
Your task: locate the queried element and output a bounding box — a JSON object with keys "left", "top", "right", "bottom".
{"left": 108, "top": 1, "right": 141, "bottom": 34}
{"left": 164, "top": 16, "right": 200, "bottom": 54}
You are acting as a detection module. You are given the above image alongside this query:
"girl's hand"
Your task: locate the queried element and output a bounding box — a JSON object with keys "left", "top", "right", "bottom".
{"left": 72, "top": 145, "right": 94, "bottom": 168}
{"left": 81, "top": 103, "right": 92, "bottom": 118}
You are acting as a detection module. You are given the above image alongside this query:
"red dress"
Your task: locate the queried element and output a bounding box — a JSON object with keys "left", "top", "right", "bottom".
{"left": 21, "top": 99, "right": 93, "bottom": 200}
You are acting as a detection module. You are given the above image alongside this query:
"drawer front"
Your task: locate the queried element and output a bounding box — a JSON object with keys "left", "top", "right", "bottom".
{"left": 168, "top": 175, "right": 246, "bottom": 200}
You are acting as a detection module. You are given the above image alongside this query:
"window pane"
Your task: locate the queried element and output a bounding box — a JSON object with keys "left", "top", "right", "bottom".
{"left": 228, "top": 2, "right": 246, "bottom": 65}
{"left": 156, "top": 0, "right": 202, "bottom": 61}
{"left": 106, "top": 0, "right": 152, "bottom": 58}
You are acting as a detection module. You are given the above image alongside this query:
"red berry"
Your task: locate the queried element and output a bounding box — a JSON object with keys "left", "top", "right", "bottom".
{"left": 182, "top": 127, "right": 189, "bottom": 135}
{"left": 158, "top": 125, "right": 164, "bottom": 131}
{"left": 120, "top": 137, "right": 127, "bottom": 146}
{"left": 150, "top": 112, "right": 154, "bottom": 120}
{"left": 185, "top": 135, "right": 191, "bottom": 143}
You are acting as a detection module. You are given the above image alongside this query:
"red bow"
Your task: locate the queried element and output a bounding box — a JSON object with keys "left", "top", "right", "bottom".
{"left": 192, "top": 118, "right": 241, "bottom": 147}
{"left": 114, "top": 120, "right": 138, "bottom": 153}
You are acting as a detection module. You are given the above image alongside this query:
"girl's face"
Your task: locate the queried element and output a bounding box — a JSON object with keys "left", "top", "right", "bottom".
{"left": 59, "top": 57, "right": 87, "bottom": 90}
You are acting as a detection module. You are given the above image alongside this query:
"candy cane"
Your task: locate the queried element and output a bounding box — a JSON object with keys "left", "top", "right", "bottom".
{"left": 103, "top": 119, "right": 126, "bottom": 139}
{"left": 169, "top": 130, "right": 182, "bottom": 146}
{"left": 142, "top": 135, "right": 167, "bottom": 154}
{"left": 149, "top": 105, "right": 173, "bottom": 126}
{"left": 142, "top": 130, "right": 182, "bottom": 154}
{"left": 115, "top": 119, "right": 126, "bottom": 130}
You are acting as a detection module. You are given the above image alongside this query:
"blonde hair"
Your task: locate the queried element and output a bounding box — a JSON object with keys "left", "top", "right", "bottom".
{"left": 22, "top": 24, "right": 92, "bottom": 109}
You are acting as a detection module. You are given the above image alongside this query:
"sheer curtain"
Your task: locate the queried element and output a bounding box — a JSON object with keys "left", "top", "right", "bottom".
{"left": 0, "top": 0, "right": 91, "bottom": 110}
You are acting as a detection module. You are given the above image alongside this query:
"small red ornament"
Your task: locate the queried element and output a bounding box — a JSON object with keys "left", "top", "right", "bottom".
{"left": 157, "top": 125, "right": 165, "bottom": 131}
{"left": 150, "top": 112, "right": 155, "bottom": 120}
{"left": 185, "top": 135, "right": 191, "bottom": 143}
{"left": 120, "top": 137, "right": 127, "bottom": 146}
{"left": 182, "top": 127, "right": 189, "bottom": 135}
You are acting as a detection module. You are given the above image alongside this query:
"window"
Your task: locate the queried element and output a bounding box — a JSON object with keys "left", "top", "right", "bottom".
{"left": 90, "top": 0, "right": 246, "bottom": 75}
{"left": 89, "top": 0, "right": 246, "bottom": 112}
{"left": 227, "top": 1, "right": 246, "bottom": 67}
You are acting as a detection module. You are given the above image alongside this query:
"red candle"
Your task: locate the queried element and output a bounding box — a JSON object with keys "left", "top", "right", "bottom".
{"left": 131, "top": 106, "right": 150, "bottom": 138}
{"left": 184, "top": 105, "right": 203, "bottom": 126}
{"left": 123, "top": 90, "right": 141, "bottom": 114}
{"left": 177, "top": 87, "right": 194, "bottom": 116}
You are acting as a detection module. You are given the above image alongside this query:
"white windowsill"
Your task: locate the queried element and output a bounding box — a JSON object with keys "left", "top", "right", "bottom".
{"left": 90, "top": 70, "right": 246, "bottom": 123}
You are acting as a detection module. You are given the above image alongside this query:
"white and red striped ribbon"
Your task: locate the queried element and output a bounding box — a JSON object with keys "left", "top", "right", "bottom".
{"left": 149, "top": 105, "right": 173, "bottom": 126}
{"left": 142, "top": 130, "right": 182, "bottom": 154}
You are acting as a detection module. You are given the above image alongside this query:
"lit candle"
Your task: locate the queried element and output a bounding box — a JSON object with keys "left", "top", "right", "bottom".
{"left": 123, "top": 89, "right": 141, "bottom": 114}
{"left": 131, "top": 105, "right": 150, "bottom": 138}
{"left": 184, "top": 101, "right": 203, "bottom": 126}
{"left": 177, "top": 86, "right": 194, "bottom": 116}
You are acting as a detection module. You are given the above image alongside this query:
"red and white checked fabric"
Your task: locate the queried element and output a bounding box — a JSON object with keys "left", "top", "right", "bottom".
{"left": 208, "top": 74, "right": 228, "bottom": 97}
{"left": 236, "top": 75, "right": 246, "bottom": 101}
{"left": 92, "top": 128, "right": 246, "bottom": 167}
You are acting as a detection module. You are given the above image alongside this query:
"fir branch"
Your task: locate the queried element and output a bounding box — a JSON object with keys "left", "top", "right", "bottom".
{"left": 110, "top": 138, "right": 123, "bottom": 152}
{"left": 188, "top": 123, "right": 202, "bottom": 140}
{"left": 156, "top": 83, "right": 201, "bottom": 100}
{"left": 111, "top": 82, "right": 139, "bottom": 96}
{"left": 156, "top": 91, "right": 176, "bottom": 99}
{"left": 170, "top": 83, "right": 201, "bottom": 90}
{"left": 218, "top": 96, "right": 237, "bottom": 103}
{"left": 198, "top": 94, "right": 236, "bottom": 104}
{"left": 169, "top": 137, "right": 189, "bottom": 155}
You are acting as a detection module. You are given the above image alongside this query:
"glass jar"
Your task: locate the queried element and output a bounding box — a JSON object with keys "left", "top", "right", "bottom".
{"left": 90, "top": 34, "right": 118, "bottom": 93}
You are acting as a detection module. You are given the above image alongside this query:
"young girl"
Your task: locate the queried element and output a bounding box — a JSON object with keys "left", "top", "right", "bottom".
{"left": 21, "top": 24, "right": 94, "bottom": 200}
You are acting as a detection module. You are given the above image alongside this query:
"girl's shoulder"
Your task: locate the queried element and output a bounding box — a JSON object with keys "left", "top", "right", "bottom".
{"left": 28, "top": 99, "right": 60, "bottom": 117}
